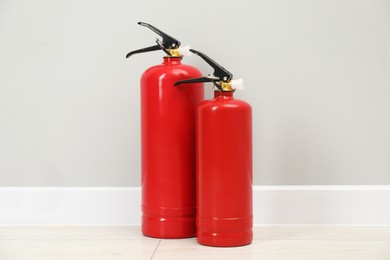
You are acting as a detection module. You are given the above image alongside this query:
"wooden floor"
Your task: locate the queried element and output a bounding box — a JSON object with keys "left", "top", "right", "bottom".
{"left": 0, "top": 226, "right": 389, "bottom": 259}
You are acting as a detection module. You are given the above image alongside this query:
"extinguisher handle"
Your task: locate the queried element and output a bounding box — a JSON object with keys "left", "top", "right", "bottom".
{"left": 138, "top": 22, "right": 181, "bottom": 49}
{"left": 125, "top": 44, "right": 161, "bottom": 58}
{"left": 126, "top": 22, "right": 184, "bottom": 58}
{"left": 174, "top": 76, "right": 223, "bottom": 91}
{"left": 190, "top": 49, "right": 233, "bottom": 83}
{"left": 174, "top": 76, "right": 214, "bottom": 86}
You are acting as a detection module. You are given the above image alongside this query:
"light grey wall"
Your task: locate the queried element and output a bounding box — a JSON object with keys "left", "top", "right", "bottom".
{"left": 0, "top": 0, "right": 389, "bottom": 186}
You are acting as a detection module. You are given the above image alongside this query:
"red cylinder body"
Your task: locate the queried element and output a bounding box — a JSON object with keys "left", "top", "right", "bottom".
{"left": 140, "top": 56, "right": 204, "bottom": 238}
{"left": 196, "top": 91, "right": 252, "bottom": 247}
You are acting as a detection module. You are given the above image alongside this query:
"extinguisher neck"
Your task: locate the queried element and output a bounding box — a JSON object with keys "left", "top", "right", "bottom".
{"left": 214, "top": 90, "right": 234, "bottom": 98}
{"left": 163, "top": 56, "right": 182, "bottom": 64}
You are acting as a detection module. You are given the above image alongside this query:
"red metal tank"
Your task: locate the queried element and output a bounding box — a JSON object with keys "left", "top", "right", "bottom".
{"left": 196, "top": 91, "right": 252, "bottom": 246}
{"left": 175, "top": 49, "right": 252, "bottom": 247}
{"left": 126, "top": 22, "right": 204, "bottom": 238}
{"left": 141, "top": 57, "right": 203, "bottom": 238}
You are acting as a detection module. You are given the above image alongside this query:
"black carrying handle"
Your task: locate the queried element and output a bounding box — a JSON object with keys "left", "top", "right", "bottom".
{"left": 174, "top": 77, "right": 214, "bottom": 85}
{"left": 174, "top": 50, "right": 234, "bottom": 91}
{"left": 138, "top": 22, "right": 180, "bottom": 49}
{"left": 190, "top": 49, "right": 233, "bottom": 82}
{"left": 125, "top": 22, "right": 181, "bottom": 58}
{"left": 126, "top": 45, "right": 160, "bottom": 58}
{"left": 175, "top": 76, "right": 223, "bottom": 91}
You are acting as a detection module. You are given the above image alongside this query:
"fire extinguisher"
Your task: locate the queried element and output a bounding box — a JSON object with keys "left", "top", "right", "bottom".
{"left": 126, "top": 23, "right": 204, "bottom": 238}
{"left": 175, "top": 49, "right": 252, "bottom": 247}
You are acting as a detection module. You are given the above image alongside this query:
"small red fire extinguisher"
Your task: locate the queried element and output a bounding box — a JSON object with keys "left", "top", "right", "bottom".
{"left": 126, "top": 23, "right": 204, "bottom": 238}
{"left": 175, "top": 50, "right": 252, "bottom": 247}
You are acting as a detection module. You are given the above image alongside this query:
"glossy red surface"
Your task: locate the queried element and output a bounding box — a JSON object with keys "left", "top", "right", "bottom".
{"left": 140, "top": 57, "right": 204, "bottom": 238}
{"left": 196, "top": 91, "right": 253, "bottom": 247}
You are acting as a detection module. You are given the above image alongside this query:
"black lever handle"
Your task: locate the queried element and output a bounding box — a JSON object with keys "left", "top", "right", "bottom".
{"left": 174, "top": 76, "right": 223, "bottom": 91}
{"left": 190, "top": 49, "right": 233, "bottom": 82}
{"left": 138, "top": 22, "right": 180, "bottom": 49}
{"left": 174, "top": 77, "right": 214, "bottom": 86}
{"left": 126, "top": 22, "right": 181, "bottom": 58}
{"left": 126, "top": 45, "right": 160, "bottom": 58}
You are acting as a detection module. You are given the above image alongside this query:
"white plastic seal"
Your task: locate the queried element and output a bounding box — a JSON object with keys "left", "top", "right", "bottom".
{"left": 178, "top": 45, "right": 192, "bottom": 56}
{"left": 230, "top": 78, "right": 244, "bottom": 90}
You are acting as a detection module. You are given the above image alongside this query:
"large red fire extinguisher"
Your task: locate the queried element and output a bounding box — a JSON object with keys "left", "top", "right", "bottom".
{"left": 126, "top": 23, "right": 204, "bottom": 238}
{"left": 175, "top": 50, "right": 252, "bottom": 247}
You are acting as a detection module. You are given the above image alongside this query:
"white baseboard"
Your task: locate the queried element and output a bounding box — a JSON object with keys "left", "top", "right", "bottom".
{"left": 1, "top": 186, "right": 390, "bottom": 226}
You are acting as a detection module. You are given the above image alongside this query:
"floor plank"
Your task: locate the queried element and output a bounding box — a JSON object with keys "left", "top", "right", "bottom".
{"left": 153, "top": 238, "right": 390, "bottom": 260}
{"left": 0, "top": 226, "right": 389, "bottom": 260}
